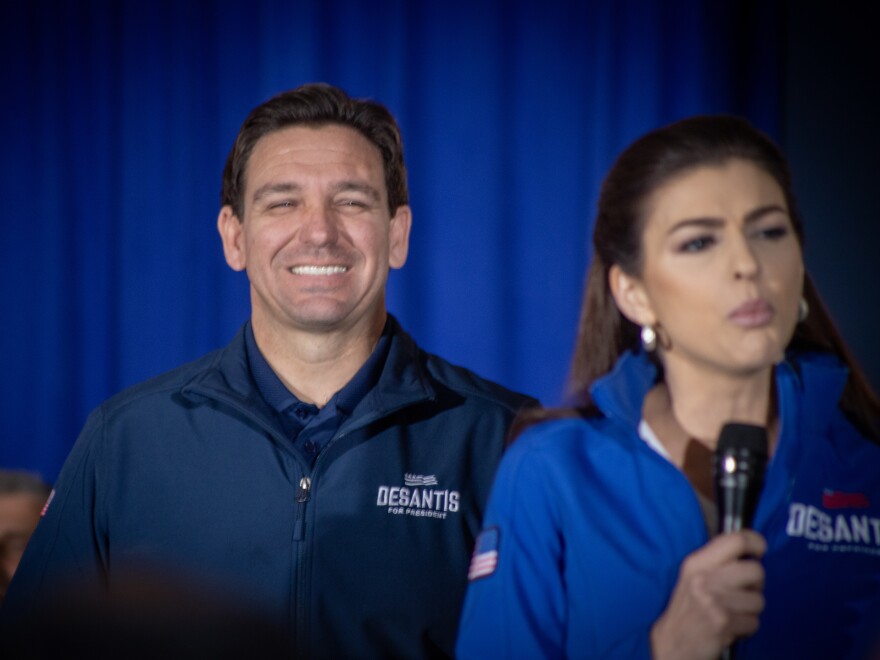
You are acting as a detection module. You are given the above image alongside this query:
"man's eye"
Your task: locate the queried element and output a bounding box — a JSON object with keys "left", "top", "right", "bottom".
{"left": 338, "top": 199, "right": 367, "bottom": 208}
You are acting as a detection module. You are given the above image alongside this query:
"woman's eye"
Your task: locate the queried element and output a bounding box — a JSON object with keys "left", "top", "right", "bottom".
{"left": 754, "top": 225, "right": 789, "bottom": 240}
{"left": 680, "top": 236, "right": 715, "bottom": 253}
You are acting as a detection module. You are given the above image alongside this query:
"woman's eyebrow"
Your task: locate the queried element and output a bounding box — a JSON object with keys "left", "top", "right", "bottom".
{"left": 666, "top": 204, "right": 788, "bottom": 235}
{"left": 744, "top": 204, "right": 788, "bottom": 224}
{"left": 666, "top": 217, "right": 724, "bottom": 235}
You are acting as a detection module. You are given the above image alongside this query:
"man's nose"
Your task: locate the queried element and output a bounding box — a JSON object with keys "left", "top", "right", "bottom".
{"left": 300, "top": 205, "right": 339, "bottom": 246}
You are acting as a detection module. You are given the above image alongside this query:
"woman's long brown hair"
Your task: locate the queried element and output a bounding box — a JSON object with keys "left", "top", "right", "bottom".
{"left": 513, "top": 116, "right": 879, "bottom": 443}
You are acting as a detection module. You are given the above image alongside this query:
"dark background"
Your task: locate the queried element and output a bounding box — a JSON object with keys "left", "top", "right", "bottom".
{"left": 782, "top": 2, "right": 880, "bottom": 394}
{"left": 2, "top": 0, "right": 878, "bottom": 482}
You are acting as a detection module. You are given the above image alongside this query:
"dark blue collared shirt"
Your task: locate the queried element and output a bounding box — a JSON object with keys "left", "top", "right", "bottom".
{"left": 245, "top": 320, "right": 391, "bottom": 466}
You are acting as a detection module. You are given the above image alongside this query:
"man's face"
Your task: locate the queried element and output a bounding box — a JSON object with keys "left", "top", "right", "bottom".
{"left": 218, "top": 124, "right": 411, "bottom": 337}
{"left": 0, "top": 492, "right": 44, "bottom": 604}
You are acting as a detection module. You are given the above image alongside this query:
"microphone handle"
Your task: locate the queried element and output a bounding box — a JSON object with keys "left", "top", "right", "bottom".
{"left": 714, "top": 424, "right": 768, "bottom": 660}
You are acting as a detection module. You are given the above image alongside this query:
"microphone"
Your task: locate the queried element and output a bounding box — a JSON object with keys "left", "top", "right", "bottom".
{"left": 714, "top": 422, "right": 768, "bottom": 660}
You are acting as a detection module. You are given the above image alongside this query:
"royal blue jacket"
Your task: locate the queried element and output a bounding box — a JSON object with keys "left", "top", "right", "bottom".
{"left": 457, "top": 350, "right": 880, "bottom": 659}
{"left": 3, "top": 317, "right": 536, "bottom": 658}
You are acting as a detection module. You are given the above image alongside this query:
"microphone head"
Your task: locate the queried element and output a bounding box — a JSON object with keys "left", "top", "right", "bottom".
{"left": 714, "top": 422, "right": 769, "bottom": 534}
{"left": 717, "top": 423, "right": 768, "bottom": 457}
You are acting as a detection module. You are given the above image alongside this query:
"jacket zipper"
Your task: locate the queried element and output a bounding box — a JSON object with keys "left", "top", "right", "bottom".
{"left": 293, "top": 476, "right": 311, "bottom": 541}
{"left": 183, "top": 377, "right": 432, "bottom": 656}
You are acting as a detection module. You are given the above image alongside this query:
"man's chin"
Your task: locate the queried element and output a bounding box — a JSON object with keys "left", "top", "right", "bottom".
{"left": 252, "top": 293, "right": 385, "bottom": 335}
{"left": 282, "top": 303, "right": 373, "bottom": 334}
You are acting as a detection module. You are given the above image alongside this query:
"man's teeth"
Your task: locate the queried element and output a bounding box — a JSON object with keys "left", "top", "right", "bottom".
{"left": 290, "top": 265, "right": 348, "bottom": 275}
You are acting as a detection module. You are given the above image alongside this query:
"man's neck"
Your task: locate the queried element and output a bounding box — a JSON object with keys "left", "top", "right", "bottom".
{"left": 251, "top": 312, "right": 386, "bottom": 406}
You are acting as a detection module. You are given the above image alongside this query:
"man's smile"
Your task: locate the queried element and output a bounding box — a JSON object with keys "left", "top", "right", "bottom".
{"left": 290, "top": 265, "right": 349, "bottom": 275}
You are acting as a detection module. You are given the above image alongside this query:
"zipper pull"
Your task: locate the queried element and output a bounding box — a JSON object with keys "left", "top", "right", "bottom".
{"left": 293, "top": 477, "right": 311, "bottom": 541}
{"left": 296, "top": 476, "right": 311, "bottom": 502}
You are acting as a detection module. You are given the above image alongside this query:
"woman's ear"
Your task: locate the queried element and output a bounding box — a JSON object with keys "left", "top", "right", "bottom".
{"left": 608, "top": 264, "right": 656, "bottom": 327}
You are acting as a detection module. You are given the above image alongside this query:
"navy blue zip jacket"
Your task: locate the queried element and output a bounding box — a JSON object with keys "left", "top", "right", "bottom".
{"left": 2, "top": 316, "right": 537, "bottom": 658}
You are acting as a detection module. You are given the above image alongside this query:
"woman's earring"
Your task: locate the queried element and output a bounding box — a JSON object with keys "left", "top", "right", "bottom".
{"left": 798, "top": 297, "right": 809, "bottom": 323}
{"left": 641, "top": 325, "right": 657, "bottom": 352}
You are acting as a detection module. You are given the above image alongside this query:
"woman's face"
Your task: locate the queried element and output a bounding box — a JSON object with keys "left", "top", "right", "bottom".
{"left": 617, "top": 158, "right": 804, "bottom": 380}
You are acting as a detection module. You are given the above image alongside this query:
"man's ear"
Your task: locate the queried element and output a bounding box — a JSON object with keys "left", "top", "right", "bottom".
{"left": 388, "top": 205, "right": 412, "bottom": 270}
{"left": 217, "top": 206, "right": 246, "bottom": 272}
{"left": 608, "top": 264, "right": 655, "bottom": 327}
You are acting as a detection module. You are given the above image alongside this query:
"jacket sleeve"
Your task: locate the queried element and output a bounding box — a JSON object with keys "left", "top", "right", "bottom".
{"left": 456, "top": 436, "right": 567, "bottom": 659}
{"left": 456, "top": 425, "right": 658, "bottom": 659}
{"left": 1, "top": 407, "right": 108, "bottom": 624}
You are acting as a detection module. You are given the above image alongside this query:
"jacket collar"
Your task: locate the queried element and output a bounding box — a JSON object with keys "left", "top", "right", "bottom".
{"left": 783, "top": 351, "right": 848, "bottom": 435}
{"left": 180, "top": 315, "right": 435, "bottom": 436}
{"left": 589, "top": 348, "right": 849, "bottom": 437}
{"left": 590, "top": 350, "right": 658, "bottom": 430}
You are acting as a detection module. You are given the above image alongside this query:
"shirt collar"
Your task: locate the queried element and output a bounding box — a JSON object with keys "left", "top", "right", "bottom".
{"left": 244, "top": 320, "right": 392, "bottom": 416}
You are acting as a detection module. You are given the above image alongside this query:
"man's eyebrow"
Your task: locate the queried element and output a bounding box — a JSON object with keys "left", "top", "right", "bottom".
{"left": 251, "top": 182, "right": 302, "bottom": 204}
{"left": 330, "top": 181, "right": 381, "bottom": 202}
{"left": 250, "top": 181, "right": 382, "bottom": 205}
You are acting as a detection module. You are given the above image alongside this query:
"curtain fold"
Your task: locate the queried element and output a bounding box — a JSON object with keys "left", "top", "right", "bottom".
{"left": 1, "top": 0, "right": 781, "bottom": 481}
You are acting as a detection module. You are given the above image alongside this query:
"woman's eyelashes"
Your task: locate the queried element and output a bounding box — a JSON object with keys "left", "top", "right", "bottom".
{"left": 676, "top": 223, "right": 790, "bottom": 254}
{"left": 751, "top": 224, "right": 789, "bottom": 240}
{"left": 678, "top": 234, "right": 717, "bottom": 253}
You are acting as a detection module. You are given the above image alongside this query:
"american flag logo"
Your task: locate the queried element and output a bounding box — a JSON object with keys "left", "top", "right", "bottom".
{"left": 404, "top": 473, "right": 438, "bottom": 486}
{"left": 822, "top": 489, "right": 870, "bottom": 509}
{"left": 468, "top": 527, "right": 499, "bottom": 581}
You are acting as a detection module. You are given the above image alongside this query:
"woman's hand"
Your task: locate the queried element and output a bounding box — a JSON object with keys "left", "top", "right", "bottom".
{"left": 650, "top": 530, "right": 767, "bottom": 660}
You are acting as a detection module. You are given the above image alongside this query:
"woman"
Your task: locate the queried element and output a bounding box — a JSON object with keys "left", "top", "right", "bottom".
{"left": 456, "top": 116, "right": 880, "bottom": 659}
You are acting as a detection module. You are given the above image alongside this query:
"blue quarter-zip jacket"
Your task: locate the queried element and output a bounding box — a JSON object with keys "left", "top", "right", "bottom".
{"left": 3, "top": 316, "right": 537, "bottom": 658}
{"left": 457, "top": 350, "right": 880, "bottom": 659}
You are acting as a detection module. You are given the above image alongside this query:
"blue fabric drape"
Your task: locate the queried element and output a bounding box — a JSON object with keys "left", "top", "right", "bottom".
{"left": 1, "top": 0, "right": 781, "bottom": 481}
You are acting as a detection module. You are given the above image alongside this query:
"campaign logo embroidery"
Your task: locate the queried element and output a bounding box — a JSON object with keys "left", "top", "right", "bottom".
{"left": 40, "top": 489, "right": 56, "bottom": 517}
{"left": 376, "top": 473, "right": 459, "bottom": 520}
{"left": 785, "top": 488, "right": 879, "bottom": 556}
{"left": 822, "top": 489, "right": 870, "bottom": 509}
{"left": 404, "top": 473, "right": 438, "bottom": 487}
{"left": 468, "top": 527, "right": 500, "bottom": 581}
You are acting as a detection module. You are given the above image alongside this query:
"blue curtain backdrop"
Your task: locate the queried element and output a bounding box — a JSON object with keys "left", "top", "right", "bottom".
{"left": 2, "top": 0, "right": 783, "bottom": 482}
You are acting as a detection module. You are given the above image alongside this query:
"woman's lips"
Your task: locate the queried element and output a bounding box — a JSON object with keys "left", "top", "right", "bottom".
{"left": 728, "top": 299, "right": 775, "bottom": 327}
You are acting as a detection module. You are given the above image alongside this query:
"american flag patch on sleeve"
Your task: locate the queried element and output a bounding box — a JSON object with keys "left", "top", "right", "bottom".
{"left": 467, "top": 526, "right": 499, "bottom": 581}
{"left": 40, "top": 489, "right": 56, "bottom": 517}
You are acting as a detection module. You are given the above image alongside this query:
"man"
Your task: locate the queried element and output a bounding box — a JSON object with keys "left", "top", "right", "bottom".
{"left": 2, "top": 84, "right": 536, "bottom": 657}
{"left": 0, "top": 470, "right": 50, "bottom": 606}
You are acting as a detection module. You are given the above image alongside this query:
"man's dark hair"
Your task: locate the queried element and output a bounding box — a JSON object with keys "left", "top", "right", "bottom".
{"left": 221, "top": 83, "right": 408, "bottom": 219}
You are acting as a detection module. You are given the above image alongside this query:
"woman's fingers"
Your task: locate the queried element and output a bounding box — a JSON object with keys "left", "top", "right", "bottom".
{"left": 650, "top": 531, "right": 768, "bottom": 660}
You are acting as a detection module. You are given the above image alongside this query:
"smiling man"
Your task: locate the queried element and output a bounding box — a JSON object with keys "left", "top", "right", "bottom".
{"left": 2, "top": 85, "right": 537, "bottom": 658}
